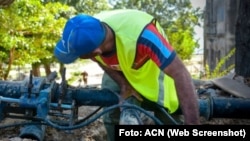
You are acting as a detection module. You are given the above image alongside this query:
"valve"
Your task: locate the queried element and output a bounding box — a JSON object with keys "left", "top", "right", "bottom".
{"left": 57, "top": 67, "right": 67, "bottom": 111}
{"left": 28, "top": 70, "right": 33, "bottom": 98}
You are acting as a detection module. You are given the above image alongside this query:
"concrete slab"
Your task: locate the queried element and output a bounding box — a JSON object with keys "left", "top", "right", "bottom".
{"left": 212, "top": 77, "right": 250, "bottom": 98}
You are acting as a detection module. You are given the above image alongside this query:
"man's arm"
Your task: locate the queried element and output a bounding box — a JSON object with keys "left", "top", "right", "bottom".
{"left": 97, "top": 62, "right": 143, "bottom": 101}
{"left": 163, "top": 56, "right": 200, "bottom": 125}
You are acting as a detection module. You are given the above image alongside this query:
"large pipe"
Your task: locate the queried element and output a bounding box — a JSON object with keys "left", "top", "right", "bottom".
{"left": 1, "top": 80, "right": 250, "bottom": 119}
{"left": 56, "top": 88, "right": 119, "bottom": 106}
{"left": 19, "top": 125, "right": 45, "bottom": 141}
{"left": 0, "top": 81, "right": 119, "bottom": 106}
{"left": 0, "top": 80, "right": 23, "bottom": 98}
{"left": 199, "top": 96, "right": 250, "bottom": 120}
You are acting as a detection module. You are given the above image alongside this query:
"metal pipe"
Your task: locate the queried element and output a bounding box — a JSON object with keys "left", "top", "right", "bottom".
{"left": 2, "top": 80, "right": 250, "bottom": 119}
{"left": 19, "top": 88, "right": 49, "bottom": 141}
{"left": 52, "top": 87, "right": 119, "bottom": 106}
{"left": 0, "top": 96, "right": 20, "bottom": 103}
{"left": 19, "top": 125, "right": 45, "bottom": 141}
{"left": 0, "top": 81, "right": 22, "bottom": 98}
{"left": 73, "top": 88, "right": 119, "bottom": 106}
{"left": 50, "top": 103, "right": 73, "bottom": 109}
{"left": 199, "top": 96, "right": 250, "bottom": 119}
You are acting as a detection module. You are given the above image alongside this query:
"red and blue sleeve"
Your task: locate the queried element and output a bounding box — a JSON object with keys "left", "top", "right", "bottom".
{"left": 136, "top": 23, "right": 176, "bottom": 70}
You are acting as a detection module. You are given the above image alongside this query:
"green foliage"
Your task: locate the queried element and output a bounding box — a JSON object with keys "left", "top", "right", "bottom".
{"left": 204, "top": 48, "right": 235, "bottom": 79}
{"left": 110, "top": 0, "right": 203, "bottom": 60}
{"left": 0, "top": 0, "right": 76, "bottom": 79}
{"left": 0, "top": 0, "right": 202, "bottom": 80}
{"left": 75, "top": 0, "right": 111, "bottom": 14}
{"left": 43, "top": 0, "right": 111, "bottom": 14}
{"left": 0, "top": 0, "right": 15, "bottom": 7}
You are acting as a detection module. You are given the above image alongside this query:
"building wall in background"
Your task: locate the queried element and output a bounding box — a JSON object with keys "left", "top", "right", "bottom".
{"left": 204, "top": 0, "right": 239, "bottom": 72}
{"left": 190, "top": 0, "right": 205, "bottom": 54}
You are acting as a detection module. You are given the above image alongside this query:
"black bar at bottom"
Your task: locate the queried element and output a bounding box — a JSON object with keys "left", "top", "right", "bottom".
{"left": 115, "top": 125, "right": 249, "bottom": 140}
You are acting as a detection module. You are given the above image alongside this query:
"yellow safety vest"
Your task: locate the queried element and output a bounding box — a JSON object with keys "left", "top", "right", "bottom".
{"left": 94, "top": 9, "right": 179, "bottom": 113}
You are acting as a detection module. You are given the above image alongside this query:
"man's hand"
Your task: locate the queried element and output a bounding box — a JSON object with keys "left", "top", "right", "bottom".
{"left": 98, "top": 63, "right": 143, "bottom": 102}
{"left": 120, "top": 84, "right": 143, "bottom": 102}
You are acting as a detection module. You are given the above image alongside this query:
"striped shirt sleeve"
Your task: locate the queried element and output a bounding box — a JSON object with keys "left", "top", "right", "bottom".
{"left": 136, "top": 23, "right": 176, "bottom": 70}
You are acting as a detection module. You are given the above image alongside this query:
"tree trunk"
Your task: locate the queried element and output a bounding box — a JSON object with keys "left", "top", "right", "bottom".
{"left": 32, "top": 63, "right": 41, "bottom": 77}
{"left": 3, "top": 48, "right": 14, "bottom": 80}
{"left": 0, "top": 0, "right": 14, "bottom": 7}
{"left": 235, "top": 0, "right": 250, "bottom": 77}
{"left": 43, "top": 63, "right": 51, "bottom": 77}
